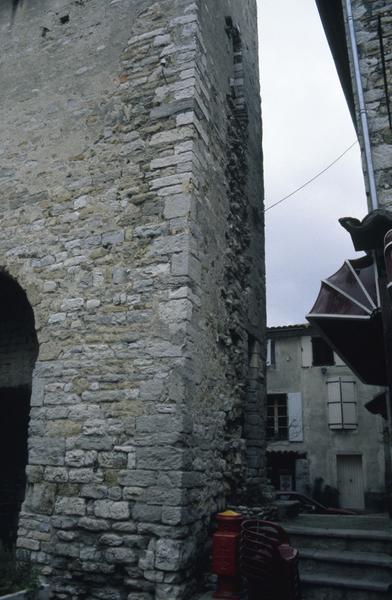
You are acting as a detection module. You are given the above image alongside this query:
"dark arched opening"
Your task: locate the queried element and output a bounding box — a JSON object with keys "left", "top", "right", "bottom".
{"left": 0, "top": 273, "right": 38, "bottom": 548}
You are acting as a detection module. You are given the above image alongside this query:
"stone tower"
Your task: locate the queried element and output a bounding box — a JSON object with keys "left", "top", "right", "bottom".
{"left": 0, "top": 0, "right": 265, "bottom": 597}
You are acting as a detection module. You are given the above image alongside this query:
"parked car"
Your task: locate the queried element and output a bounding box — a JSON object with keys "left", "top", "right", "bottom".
{"left": 275, "top": 491, "right": 357, "bottom": 515}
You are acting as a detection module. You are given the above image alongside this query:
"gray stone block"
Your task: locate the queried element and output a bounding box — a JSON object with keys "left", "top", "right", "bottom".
{"left": 94, "top": 500, "right": 130, "bottom": 520}
{"left": 136, "top": 446, "right": 189, "bottom": 470}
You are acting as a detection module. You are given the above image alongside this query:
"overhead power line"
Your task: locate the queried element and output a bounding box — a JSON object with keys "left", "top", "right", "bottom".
{"left": 264, "top": 140, "right": 359, "bottom": 212}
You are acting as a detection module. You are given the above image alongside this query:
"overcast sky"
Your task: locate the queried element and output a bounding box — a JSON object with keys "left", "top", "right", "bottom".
{"left": 257, "top": 0, "right": 369, "bottom": 327}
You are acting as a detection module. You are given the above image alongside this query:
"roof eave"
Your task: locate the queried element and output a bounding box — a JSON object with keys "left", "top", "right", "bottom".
{"left": 315, "top": 0, "right": 357, "bottom": 128}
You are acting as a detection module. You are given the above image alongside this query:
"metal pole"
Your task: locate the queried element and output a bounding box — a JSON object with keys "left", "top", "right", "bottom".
{"left": 345, "top": 0, "right": 379, "bottom": 211}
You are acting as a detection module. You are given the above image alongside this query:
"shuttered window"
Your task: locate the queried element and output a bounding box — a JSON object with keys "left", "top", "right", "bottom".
{"left": 267, "top": 394, "right": 288, "bottom": 440}
{"left": 267, "top": 393, "right": 303, "bottom": 441}
{"left": 327, "top": 377, "right": 357, "bottom": 430}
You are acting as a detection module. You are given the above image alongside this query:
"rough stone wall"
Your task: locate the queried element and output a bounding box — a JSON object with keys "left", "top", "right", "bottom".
{"left": 0, "top": 0, "right": 265, "bottom": 598}
{"left": 187, "top": 0, "right": 266, "bottom": 510}
{"left": 344, "top": 0, "right": 392, "bottom": 209}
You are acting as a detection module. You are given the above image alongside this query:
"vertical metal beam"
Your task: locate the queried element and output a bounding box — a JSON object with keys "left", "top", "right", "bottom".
{"left": 345, "top": 0, "right": 379, "bottom": 211}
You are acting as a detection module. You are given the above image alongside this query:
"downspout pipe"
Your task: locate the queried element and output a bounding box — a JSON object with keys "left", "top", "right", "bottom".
{"left": 345, "top": 0, "right": 378, "bottom": 211}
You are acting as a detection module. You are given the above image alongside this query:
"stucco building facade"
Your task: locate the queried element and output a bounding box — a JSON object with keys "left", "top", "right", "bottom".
{"left": 267, "top": 325, "right": 386, "bottom": 511}
{"left": 0, "top": 1, "right": 266, "bottom": 598}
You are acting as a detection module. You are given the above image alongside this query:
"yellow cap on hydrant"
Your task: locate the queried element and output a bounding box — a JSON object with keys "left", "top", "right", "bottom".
{"left": 219, "top": 510, "right": 240, "bottom": 517}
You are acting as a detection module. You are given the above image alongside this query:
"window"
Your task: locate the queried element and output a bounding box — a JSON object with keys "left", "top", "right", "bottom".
{"left": 267, "top": 393, "right": 304, "bottom": 441}
{"left": 327, "top": 377, "right": 357, "bottom": 430}
{"left": 312, "top": 337, "right": 334, "bottom": 366}
{"left": 267, "top": 394, "right": 288, "bottom": 440}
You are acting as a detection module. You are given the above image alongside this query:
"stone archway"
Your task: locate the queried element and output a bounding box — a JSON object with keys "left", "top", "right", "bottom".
{"left": 0, "top": 272, "right": 38, "bottom": 548}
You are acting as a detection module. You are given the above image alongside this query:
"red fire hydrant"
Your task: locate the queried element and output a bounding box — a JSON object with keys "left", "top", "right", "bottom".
{"left": 212, "top": 510, "right": 243, "bottom": 599}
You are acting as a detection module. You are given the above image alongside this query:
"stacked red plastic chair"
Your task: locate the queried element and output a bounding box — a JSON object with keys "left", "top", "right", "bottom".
{"left": 240, "top": 520, "right": 301, "bottom": 600}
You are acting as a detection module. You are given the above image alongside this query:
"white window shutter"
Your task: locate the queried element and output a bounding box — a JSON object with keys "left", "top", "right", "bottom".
{"left": 327, "top": 379, "right": 341, "bottom": 403}
{"left": 288, "top": 392, "right": 303, "bottom": 441}
{"left": 341, "top": 377, "right": 356, "bottom": 402}
{"left": 341, "top": 378, "right": 357, "bottom": 428}
{"left": 326, "top": 377, "right": 357, "bottom": 429}
{"left": 327, "top": 378, "right": 343, "bottom": 428}
{"left": 342, "top": 402, "right": 357, "bottom": 427}
{"left": 328, "top": 401, "right": 342, "bottom": 428}
{"left": 301, "top": 336, "right": 312, "bottom": 367}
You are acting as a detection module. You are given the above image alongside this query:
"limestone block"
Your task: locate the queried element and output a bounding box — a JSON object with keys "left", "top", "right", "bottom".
{"left": 78, "top": 517, "right": 110, "bottom": 532}
{"left": 26, "top": 465, "right": 45, "bottom": 484}
{"left": 44, "top": 467, "right": 69, "bottom": 483}
{"left": 18, "top": 537, "right": 40, "bottom": 551}
{"left": 136, "top": 446, "right": 188, "bottom": 470}
{"left": 138, "top": 549, "right": 155, "bottom": 571}
{"left": 136, "top": 414, "right": 190, "bottom": 434}
{"left": 123, "top": 487, "right": 144, "bottom": 500}
{"left": 65, "top": 450, "right": 98, "bottom": 467}
{"left": 60, "top": 297, "right": 85, "bottom": 311}
{"left": 51, "top": 516, "right": 78, "bottom": 530}
{"left": 105, "top": 547, "right": 137, "bottom": 564}
{"left": 134, "top": 223, "right": 168, "bottom": 238}
{"left": 149, "top": 232, "right": 189, "bottom": 256}
{"left": 161, "top": 506, "right": 184, "bottom": 525}
{"left": 155, "top": 583, "right": 188, "bottom": 599}
{"left": 163, "top": 193, "right": 192, "bottom": 218}
{"left": 94, "top": 500, "right": 130, "bottom": 520}
{"left": 81, "top": 484, "right": 122, "bottom": 500}
{"left": 55, "top": 543, "right": 80, "bottom": 558}
{"left": 99, "top": 451, "right": 128, "bottom": 468}
{"left": 25, "top": 484, "right": 57, "bottom": 516}
{"left": 151, "top": 152, "right": 193, "bottom": 170}
{"left": 57, "top": 530, "right": 77, "bottom": 542}
{"left": 374, "top": 144, "right": 392, "bottom": 170}
{"left": 158, "top": 298, "right": 192, "bottom": 322}
{"left": 143, "top": 570, "right": 165, "bottom": 583}
{"left": 118, "top": 470, "right": 157, "bottom": 487}
{"left": 132, "top": 503, "right": 162, "bottom": 523}
{"left": 155, "top": 539, "right": 183, "bottom": 571}
{"left": 150, "top": 127, "right": 193, "bottom": 146}
{"left": 55, "top": 497, "right": 86, "bottom": 516}
{"left": 68, "top": 468, "right": 104, "bottom": 484}
{"left": 79, "top": 546, "right": 102, "bottom": 561}
{"left": 98, "top": 533, "right": 123, "bottom": 547}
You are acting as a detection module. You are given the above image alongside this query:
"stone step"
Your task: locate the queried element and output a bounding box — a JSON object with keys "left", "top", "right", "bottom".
{"left": 285, "top": 525, "right": 392, "bottom": 553}
{"left": 299, "top": 548, "right": 392, "bottom": 581}
{"left": 300, "top": 573, "right": 392, "bottom": 600}
{"left": 290, "top": 513, "right": 392, "bottom": 531}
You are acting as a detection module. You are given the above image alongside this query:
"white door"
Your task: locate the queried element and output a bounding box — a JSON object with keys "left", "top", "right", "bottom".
{"left": 337, "top": 455, "right": 365, "bottom": 510}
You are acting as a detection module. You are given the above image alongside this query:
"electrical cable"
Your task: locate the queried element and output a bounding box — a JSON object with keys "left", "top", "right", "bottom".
{"left": 264, "top": 140, "right": 358, "bottom": 212}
